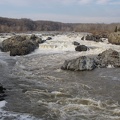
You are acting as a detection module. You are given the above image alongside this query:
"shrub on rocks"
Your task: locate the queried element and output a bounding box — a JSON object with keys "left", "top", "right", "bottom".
{"left": 108, "top": 32, "right": 120, "bottom": 45}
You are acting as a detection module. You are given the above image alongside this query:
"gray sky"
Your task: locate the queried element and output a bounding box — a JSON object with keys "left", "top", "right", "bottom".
{"left": 0, "top": 0, "right": 120, "bottom": 23}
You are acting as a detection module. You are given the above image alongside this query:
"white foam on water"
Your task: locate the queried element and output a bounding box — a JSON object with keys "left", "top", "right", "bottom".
{"left": 107, "top": 64, "right": 115, "bottom": 68}
{"left": 40, "top": 97, "right": 120, "bottom": 120}
{"left": 33, "top": 35, "right": 76, "bottom": 55}
{"left": 1, "top": 33, "right": 120, "bottom": 57}
{"left": 0, "top": 59, "right": 8, "bottom": 67}
{"left": 31, "top": 33, "right": 120, "bottom": 57}
{"left": 0, "top": 101, "right": 6, "bottom": 108}
{"left": 0, "top": 101, "right": 41, "bottom": 120}
{"left": 0, "top": 36, "right": 12, "bottom": 42}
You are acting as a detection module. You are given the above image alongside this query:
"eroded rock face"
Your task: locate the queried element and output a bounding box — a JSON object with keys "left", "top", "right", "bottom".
{"left": 61, "top": 56, "right": 96, "bottom": 71}
{"left": 108, "top": 32, "right": 120, "bottom": 45}
{"left": 97, "top": 49, "right": 120, "bottom": 68}
{"left": 1, "top": 34, "right": 42, "bottom": 56}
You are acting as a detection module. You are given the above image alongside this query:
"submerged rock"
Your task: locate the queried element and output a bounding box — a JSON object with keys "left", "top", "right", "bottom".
{"left": 41, "top": 40, "right": 46, "bottom": 43}
{"left": 46, "top": 37, "right": 52, "bottom": 40}
{"left": 75, "top": 45, "right": 88, "bottom": 52}
{"left": 97, "top": 49, "right": 120, "bottom": 68}
{"left": 72, "top": 41, "right": 80, "bottom": 46}
{"left": 0, "top": 83, "right": 6, "bottom": 101}
{"left": 1, "top": 34, "right": 42, "bottom": 56}
{"left": 61, "top": 56, "right": 96, "bottom": 71}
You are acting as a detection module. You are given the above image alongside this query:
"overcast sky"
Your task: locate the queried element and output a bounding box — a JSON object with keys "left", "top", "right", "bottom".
{"left": 0, "top": 0, "right": 120, "bottom": 23}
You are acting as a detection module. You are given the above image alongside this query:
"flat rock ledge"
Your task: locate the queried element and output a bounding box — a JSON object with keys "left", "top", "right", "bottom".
{"left": 61, "top": 49, "right": 120, "bottom": 71}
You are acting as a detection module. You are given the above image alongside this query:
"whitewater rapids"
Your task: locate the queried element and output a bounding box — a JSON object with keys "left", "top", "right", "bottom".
{"left": 0, "top": 32, "right": 120, "bottom": 120}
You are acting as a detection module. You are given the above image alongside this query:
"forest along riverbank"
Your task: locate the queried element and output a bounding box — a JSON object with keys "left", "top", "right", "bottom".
{"left": 0, "top": 32, "right": 120, "bottom": 120}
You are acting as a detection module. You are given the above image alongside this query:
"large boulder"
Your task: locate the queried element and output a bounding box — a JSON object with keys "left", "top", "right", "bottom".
{"left": 75, "top": 45, "right": 88, "bottom": 52}
{"left": 61, "top": 49, "right": 120, "bottom": 71}
{"left": 61, "top": 56, "right": 96, "bottom": 71}
{"left": 1, "top": 34, "right": 42, "bottom": 56}
{"left": 97, "top": 49, "right": 120, "bottom": 68}
{"left": 108, "top": 32, "right": 120, "bottom": 45}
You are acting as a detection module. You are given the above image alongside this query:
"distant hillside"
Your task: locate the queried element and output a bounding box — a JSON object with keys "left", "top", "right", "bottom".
{"left": 0, "top": 17, "right": 120, "bottom": 33}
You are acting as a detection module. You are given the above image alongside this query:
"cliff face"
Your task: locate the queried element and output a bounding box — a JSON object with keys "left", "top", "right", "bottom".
{"left": 108, "top": 32, "right": 120, "bottom": 45}
{"left": 0, "top": 17, "right": 120, "bottom": 33}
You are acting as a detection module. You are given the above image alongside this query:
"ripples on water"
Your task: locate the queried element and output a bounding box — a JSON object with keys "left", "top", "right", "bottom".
{"left": 0, "top": 33, "right": 120, "bottom": 120}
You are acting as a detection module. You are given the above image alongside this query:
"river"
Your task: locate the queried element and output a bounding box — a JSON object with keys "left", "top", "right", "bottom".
{"left": 0, "top": 32, "right": 120, "bottom": 120}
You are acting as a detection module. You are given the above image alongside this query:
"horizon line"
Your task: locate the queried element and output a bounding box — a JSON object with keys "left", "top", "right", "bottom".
{"left": 0, "top": 16, "right": 120, "bottom": 24}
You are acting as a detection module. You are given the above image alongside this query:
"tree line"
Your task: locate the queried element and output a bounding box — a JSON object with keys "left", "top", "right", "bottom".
{"left": 0, "top": 17, "right": 120, "bottom": 33}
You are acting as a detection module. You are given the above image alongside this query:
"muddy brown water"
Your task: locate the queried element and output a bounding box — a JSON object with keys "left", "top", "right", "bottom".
{"left": 0, "top": 51, "right": 120, "bottom": 120}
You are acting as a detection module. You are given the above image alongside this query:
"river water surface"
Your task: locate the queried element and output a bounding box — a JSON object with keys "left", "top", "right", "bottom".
{"left": 0, "top": 33, "right": 120, "bottom": 120}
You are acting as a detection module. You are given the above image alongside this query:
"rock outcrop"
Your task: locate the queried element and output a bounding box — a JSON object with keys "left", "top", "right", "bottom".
{"left": 61, "top": 49, "right": 120, "bottom": 71}
{"left": 1, "top": 34, "right": 42, "bottom": 56}
{"left": 97, "top": 49, "right": 120, "bottom": 68}
{"left": 75, "top": 45, "right": 88, "bottom": 52}
{"left": 108, "top": 32, "right": 120, "bottom": 45}
{"left": 61, "top": 56, "right": 96, "bottom": 71}
{"left": 72, "top": 41, "right": 80, "bottom": 46}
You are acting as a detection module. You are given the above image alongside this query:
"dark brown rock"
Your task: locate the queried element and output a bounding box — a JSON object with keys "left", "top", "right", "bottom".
{"left": 85, "top": 34, "right": 103, "bottom": 42}
{"left": 1, "top": 34, "right": 42, "bottom": 56}
{"left": 75, "top": 45, "right": 88, "bottom": 52}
